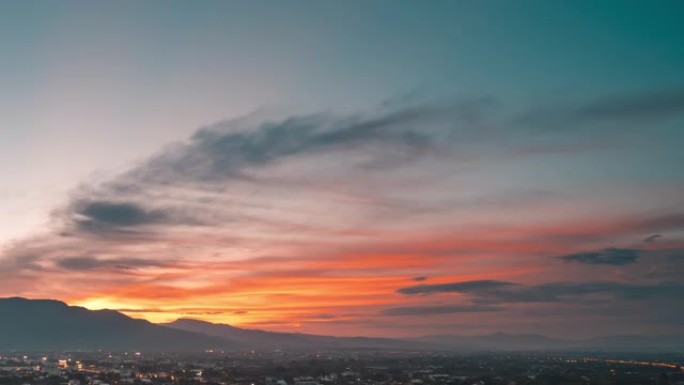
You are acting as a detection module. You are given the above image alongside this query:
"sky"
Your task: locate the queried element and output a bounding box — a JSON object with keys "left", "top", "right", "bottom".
{"left": 1, "top": 0, "right": 684, "bottom": 338}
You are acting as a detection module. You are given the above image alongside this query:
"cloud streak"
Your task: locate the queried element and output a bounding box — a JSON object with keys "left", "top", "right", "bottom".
{"left": 519, "top": 87, "right": 684, "bottom": 129}
{"left": 55, "top": 256, "right": 173, "bottom": 271}
{"left": 381, "top": 304, "right": 500, "bottom": 316}
{"left": 558, "top": 248, "right": 640, "bottom": 266}
{"left": 398, "top": 279, "right": 684, "bottom": 304}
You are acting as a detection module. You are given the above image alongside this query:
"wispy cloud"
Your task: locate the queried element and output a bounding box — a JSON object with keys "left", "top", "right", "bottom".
{"left": 398, "top": 279, "right": 684, "bottom": 304}
{"left": 644, "top": 234, "right": 663, "bottom": 243}
{"left": 398, "top": 280, "right": 515, "bottom": 295}
{"left": 55, "top": 256, "right": 173, "bottom": 271}
{"left": 558, "top": 248, "right": 640, "bottom": 266}
{"left": 519, "top": 87, "right": 684, "bottom": 128}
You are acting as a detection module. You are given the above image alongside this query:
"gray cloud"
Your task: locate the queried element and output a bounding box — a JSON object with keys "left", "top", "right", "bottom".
{"left": 381, "top": 304, "right": 500, "bottom": 316}
{"left": 558, "top": 248, "right": 640, "bottom": 266}
{"left": 520, "top": 87, "right": 684, "bottom": 128}
{"left": 397, "top": 280, "right": 516, "bottom": 295}
{"left": 397, "top": 279, "right": 684, "bottom": 304}
{"left": 56, "top": 100, "right": 498, "bottom": 239}
{"left": 55, "top": 256, "right": 171, "bottom": 271}
{"left": 72, "top": 200, "right": 169, "bottom": 234}
{"left": 80, "top": 201, "right": 152, "bottom": 226}
{"left": 123, "top": 102, "right": 489, "bottom": 186}
{"left": 643, "top": 234, "right": 663, "bottom": 243}
{"left": 574, "top": 87, "right": 684, "bottom": 121}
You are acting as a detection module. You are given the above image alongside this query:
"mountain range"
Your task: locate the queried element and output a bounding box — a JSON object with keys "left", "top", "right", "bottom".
{"left": 1, "top": 298, "right": 682, "bottom": 352}
{"left": 0, "top": 298, "right": 227, "bottom": 351}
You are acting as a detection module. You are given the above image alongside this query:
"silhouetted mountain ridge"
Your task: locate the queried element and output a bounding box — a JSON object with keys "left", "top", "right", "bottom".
{"left": 164, "top": 318, "right": 419, "bottom": 350}
{"left": 2, "top": 298, "right": 682, "bottom": 352}
{"left": 0, "top": 297, "right": 230, "bottom": 351}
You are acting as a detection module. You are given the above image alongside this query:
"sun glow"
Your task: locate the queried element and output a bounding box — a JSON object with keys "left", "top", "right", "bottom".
{"left": 73, "top": 297, "right": 130, "bottom": 312}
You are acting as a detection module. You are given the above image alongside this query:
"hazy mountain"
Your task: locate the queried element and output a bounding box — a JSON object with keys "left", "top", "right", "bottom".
{"left": 164, "top": 318, "right": 423, "bottom": 350}
{"left": 166, "top": 319, "right": 684, "bottom": 352}
{"left": 579, "top": 334, "right": 684, "bottom": 351}
{"left": 165, "top": 318, "right": 316, "bottom": 349}
{"left": 0, "top": 298, "right": 231, "bottom": 351}
{"left": 414, "top": 332, "right": 684, "bottom": 351}
{"left": 2, "top": 298, "right": 682, "bottom": 352}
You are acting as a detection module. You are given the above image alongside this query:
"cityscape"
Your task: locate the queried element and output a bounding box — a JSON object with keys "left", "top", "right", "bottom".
{"left": 0, "top": 350, "right": 683, "bottom": 385}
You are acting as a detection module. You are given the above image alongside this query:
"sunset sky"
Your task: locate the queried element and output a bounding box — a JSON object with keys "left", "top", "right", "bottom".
{"left": 1, "top": 0, "right": 684, "bottom": 338}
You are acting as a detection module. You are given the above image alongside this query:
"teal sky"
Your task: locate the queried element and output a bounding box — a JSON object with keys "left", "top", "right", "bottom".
{"left": 0, "top": 1, "right": 683, "bottom": 337}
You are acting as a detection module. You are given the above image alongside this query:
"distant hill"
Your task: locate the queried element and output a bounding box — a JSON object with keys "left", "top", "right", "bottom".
{"left": 0, "top": 298, "right": 231, "bottom": 351}
{"left": 165, "top": 319, "right": 684, "bottom": 352}
{"left": 164, "top": 318, "right": 421, "bottom": 350}
{"left": 2, "top": 298, "right": 682, "bottom": 352}
{"left": 413, "top": 332, "right": 684, "bottom": 352}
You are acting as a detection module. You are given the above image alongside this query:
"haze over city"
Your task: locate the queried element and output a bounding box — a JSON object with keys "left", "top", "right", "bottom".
{"left": 1, "top": 0, "right": 683, "bottom": 341}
